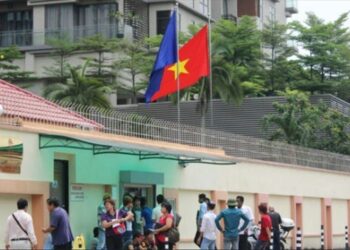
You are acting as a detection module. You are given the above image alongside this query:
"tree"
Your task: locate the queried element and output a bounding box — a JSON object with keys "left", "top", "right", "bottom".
{"left": 291, "top": 13, "right": 350, "bottom": 85}
{"left": 263, "top": 90, "right": 319, "bottom": 146}
{"left": 44, "top": 61, "right": 111, "bottom": 108}
{"left": 44, "top": 35, "right": 78, "bottom": 82}
{"left": 113, "top": 40, "right": 154, "bottom": 104}
{"left": 0, "top": 46, "right": 32, "bottom": 82}
{"left": 262, "top": 20, "right": 298, "bottom": 94}
{"left": 78, "top": 35, "right": 120, "bottom": 78}
{"left": 263, "top": 90, "right": 350, "bottom": 155}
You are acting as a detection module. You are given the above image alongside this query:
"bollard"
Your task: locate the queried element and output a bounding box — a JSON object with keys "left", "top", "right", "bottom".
{"left": 270, "top": 229, "right": 274, "bottom": 250}
{"left": 346, "top": 225, "right": 349, "bottom": 250}
{"left": 321, "top": 225, "right": 324, "bottom": 250}
{"left": 296, "top": 227, "right": 302, "bottom": 250}
{"left": 165, "top": 236, "right": 169, "bottom": 250}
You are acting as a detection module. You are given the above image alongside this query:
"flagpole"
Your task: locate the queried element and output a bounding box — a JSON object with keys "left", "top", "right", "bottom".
{"left": 175, "top": 1, "right": 181, "bottom": 141}
{"left": 208, "top": 0, "right": 214, "bottom": 127}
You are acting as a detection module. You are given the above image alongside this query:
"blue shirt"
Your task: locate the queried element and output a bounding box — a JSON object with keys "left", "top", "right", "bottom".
{"left": 215, "top": 208, "right": 249, "bottom": 238}
{"left": 142, "top": 207, "right": 153, "bottom": 230}
{"left": 50, "top": 207, "right": 74, "bottom": 246}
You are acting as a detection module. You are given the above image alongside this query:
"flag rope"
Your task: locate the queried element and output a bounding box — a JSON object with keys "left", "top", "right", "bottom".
{"left": 175, "top": 1, "right": 181, "bottom": 141}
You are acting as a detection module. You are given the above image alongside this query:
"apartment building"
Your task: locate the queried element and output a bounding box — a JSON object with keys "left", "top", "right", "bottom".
{"left": 0, "top": 0, "right": 297, "bottom": 104}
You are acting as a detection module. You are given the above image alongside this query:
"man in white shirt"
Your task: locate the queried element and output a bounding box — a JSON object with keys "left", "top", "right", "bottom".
{"left": 237, "top": 196, "right": 254, "bottom": 250}
{"left": 198, "top": 201, "right": 217, "bottom": 250}
{"left": 4, "top": 198, "right": 37, "bottom": 250}
{"left": 152, "top": 194, "right": 164, "bottom": 223}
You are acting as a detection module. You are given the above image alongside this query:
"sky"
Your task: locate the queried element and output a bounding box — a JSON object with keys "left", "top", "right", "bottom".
{"left": 289, "top": 0, "right": 350, "bottom": 25}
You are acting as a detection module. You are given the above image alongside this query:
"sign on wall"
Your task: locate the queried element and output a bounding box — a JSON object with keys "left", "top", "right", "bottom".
{"left": 70, "top": 184, "right": 84, "bottom": 202}
{"left": 0, "top": 136, "right": 23, "bottom": 174}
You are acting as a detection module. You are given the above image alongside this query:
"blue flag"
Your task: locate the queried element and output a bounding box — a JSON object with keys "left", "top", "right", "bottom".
{"left": 145, "top": 11, "right": 177, "bottom": 103}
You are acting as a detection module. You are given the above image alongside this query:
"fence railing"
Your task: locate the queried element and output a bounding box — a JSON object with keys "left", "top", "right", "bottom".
{"left": 2, "top": 100, "right": 350, "bottom": 172}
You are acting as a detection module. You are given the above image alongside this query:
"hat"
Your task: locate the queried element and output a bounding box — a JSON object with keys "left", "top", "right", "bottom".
{"left": 227, "top": 199, "right": 237, "bottom": 207}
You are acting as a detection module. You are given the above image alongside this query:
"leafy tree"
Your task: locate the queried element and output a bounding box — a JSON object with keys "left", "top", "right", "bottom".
{"left": 263, "top": 90, "right": 320, "bottom": 146}
{"left": 44, "top": 35, "right": 78, "bottom": 82}
{"left": 263, "top": 90, "right": 350, "bottom": 155}
{"left": 262, "top": 20, "right": 297, "bottom": 94}
{"left": 78, "top": 35, "right": 120, "bottom": 77}
{"left": 113, "top": 40, "right": 153, "bottom": 104}
{"left": 291, "top": 13, "right": 350, "bottom": 85}
{"left": 44, "top": 61, "right": 111, "bottom": 108}
{"left": 0, "top": 46, "right": 32, "bottom": 82}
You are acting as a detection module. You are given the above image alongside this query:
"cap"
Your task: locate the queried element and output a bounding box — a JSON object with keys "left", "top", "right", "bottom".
{"left": 227, "top": 199, "right": 237, "bottom": 207}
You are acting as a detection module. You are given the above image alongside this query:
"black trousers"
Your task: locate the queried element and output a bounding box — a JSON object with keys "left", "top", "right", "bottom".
{"left": 54, "top": 242, "right": 72, "bottom": 250}
{"left": 273, "top": 229, "right": 280, "bottom": 250}
{"left": 106, "top": 235, "right": 123, "bottom": 250}
{"left": 239, "top": 234, "right": 249, "bottom": 250}
{"left": 157, "top": 242, "right": 174, "bottom": 250}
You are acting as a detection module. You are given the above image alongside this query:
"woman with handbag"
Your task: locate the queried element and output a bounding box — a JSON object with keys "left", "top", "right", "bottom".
{"left": 101, "top": 199, "right": 130, "bottom": 250}
{"left": 154, "top": 202, "right": 175, "bottom": 250}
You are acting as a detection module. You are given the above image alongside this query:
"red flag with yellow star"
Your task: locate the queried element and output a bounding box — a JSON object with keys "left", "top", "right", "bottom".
{"left": 150, "top": 25, "right": 209, "bottom": 101}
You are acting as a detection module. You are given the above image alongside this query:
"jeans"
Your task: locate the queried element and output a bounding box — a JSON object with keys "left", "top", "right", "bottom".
{"left": 97, "top": 229, "right": 106, "bottom": 250}
{"left": 122, "top": 231, "right": 132, "bottom": 250}
{"left": 106, "top": 235, "right": 123, "bottom": 250}
{"left": 272, "top": 229, "right": 280, "bottom": 250}
{"left": 224, "top": 237, "right": 239, "bottom": 250}
{"left": 239, "top": 234, "right": 249, "bottom": 250}
{"left": 200, "top": 238, "right": 216, "bottom": 250}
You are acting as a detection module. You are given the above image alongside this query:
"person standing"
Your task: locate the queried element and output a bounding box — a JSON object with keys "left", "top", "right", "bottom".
{"left": 97, "top": 193, "right": 111, "bottom": 250}
{"left": 268, "top": 207, "right": 282, "bottom": 250}
{"left": 152, "top": 194, "right": 164, "bottom": 224}
{"left": 255, "top": 203, "right": 272, "bottom": 250}
{"left": 119, "top": 195, "right": 135, "bottom": 249}
{"left": 215, "top": 199, "right": 249, "bottom": 250}
{"left": 101, "top": 199, "right": 130, "bottom": 250}
{"left": 195, "top": 194, "right": 208, "bottom": 246}
{"left": 198, "top": 201, "right": 217, "bottom": 250}
{"left": 42, "top": 198, "right": 74, "bottom": 250}
{"left": 140, "top": 197, "right": 153, "bottom": 232}
{"left": 4, "top": 198, "right": 37, "bottom": 250}
{"left": 133, "top": 197, "right": 143, "bottom": 234}
{"left": 154, "top": 202, "right": 175, "bottom": 250}
{"left": 236, "top": 196, "right": 254, "bottom": 250}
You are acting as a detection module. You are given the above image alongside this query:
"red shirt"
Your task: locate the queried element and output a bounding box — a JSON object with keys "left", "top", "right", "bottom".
{"left": 156, "top": 214, "right": 174, "bottom": 243}
{"left": 259, "top": 214, "right": 272, "bottom": 241}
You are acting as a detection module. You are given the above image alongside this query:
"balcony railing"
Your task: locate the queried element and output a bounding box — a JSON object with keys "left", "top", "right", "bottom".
{"left": 0, "top": 23, "right": 132, "bottom": 48}
{"left": 286, "top": 0, "right": 298, "bottom": 14}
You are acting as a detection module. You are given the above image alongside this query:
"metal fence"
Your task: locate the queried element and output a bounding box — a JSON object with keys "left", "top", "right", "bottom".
{"left": 2, "top": 100, "right": 350, "bottom": 172}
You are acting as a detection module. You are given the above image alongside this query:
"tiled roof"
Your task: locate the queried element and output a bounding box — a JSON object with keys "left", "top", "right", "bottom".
{"left": 0, "top": 79, "right": 102, "bottom": 129}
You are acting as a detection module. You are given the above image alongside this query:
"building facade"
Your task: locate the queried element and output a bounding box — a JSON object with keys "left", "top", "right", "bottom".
{"left": 1, "top": 79, "right": 350, "bottom": 250}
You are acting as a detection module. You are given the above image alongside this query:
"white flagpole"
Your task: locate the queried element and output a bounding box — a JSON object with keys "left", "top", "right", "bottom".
{"left": 208, "top": 0, "right": 214, "bottom": 126}
{"left": 175, "top": 1, "right": 181, "bottom": 141}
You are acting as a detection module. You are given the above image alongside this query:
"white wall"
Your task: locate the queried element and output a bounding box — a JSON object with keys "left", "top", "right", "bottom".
{"left": 332, "top": 199, "right": 348, "bottom": 249}
{"left": 303, "top": 198, "right": 321, "bottom": 248}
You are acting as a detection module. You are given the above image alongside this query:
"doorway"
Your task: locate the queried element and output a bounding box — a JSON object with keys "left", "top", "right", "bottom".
{"left": 50, "top": 160, "right": 69, "bottom": 212}
{"left": 122, "top": 184, "right": 155, "bottom": 208}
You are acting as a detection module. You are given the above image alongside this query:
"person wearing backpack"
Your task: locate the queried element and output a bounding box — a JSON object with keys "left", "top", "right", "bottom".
{"left": 101, "top": 199, "right": 132, "bottom": 250}
{"left": 154, "top": 202, "right": 176, "bottom": 250}
{"left": 4, "top": 198, "right": 37, "bottom": 250}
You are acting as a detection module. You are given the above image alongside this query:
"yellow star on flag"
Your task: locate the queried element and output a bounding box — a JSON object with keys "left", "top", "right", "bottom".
{"left": 168, "top": 59, "right": 189, "bottom": 80}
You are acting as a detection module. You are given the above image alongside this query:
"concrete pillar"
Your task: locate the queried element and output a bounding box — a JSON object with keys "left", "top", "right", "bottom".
{"left": 210, "top": 191, "right": 228, "bottom": 250}
{"left": 321, "top": 198, "right": 332, "bottom": 250}
{"left": 33, "top": 6, "right": 46, "bottom": 46}
{"left": 291, "top": 196, "right": 303, "bottom": 249}
{"left": 254, "top": 193, "right": 269, "bottom": 224}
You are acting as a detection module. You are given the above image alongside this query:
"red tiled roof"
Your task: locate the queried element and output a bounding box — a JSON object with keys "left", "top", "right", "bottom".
{"left": 0, "top": 79, "right": 102, "bottom": 129}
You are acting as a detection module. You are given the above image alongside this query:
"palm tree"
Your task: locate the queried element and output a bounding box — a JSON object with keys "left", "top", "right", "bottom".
{"left": 44, "top": 61, "right": 111, "bottom": 108}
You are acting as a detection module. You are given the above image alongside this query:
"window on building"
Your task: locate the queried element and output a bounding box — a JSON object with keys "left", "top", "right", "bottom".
{"left": 223, "top": 0, "right": 229, "bottom": 16}
{"left": 0, "top": 10, "right": 33, "bottom": 46}
{"left": 156, "top": 10, "right": 171, "bottom": 35}
{"left": 199, "top": 0, "right": 209, "bottom": 15}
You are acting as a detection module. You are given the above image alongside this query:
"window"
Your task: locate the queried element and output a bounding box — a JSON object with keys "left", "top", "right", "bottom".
{"left": 199, "top": 0, "right": 209, "bottom": 15}
{"left": 156, "top": 10, "right": 171, "bottom": 35}
{"left": 0, "top": 10, "right": 33, "bottom": 46}
{"left": 223, "top": 0, "right": 229, "bottom": 16}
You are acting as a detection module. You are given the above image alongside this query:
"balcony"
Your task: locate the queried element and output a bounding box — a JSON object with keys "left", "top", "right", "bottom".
{"left": 286, "top": 0, "right": 298, "bottom": 15}
{"left": 0, "top": 23, "right": 132, "bottom": 48}
{"left": 222, "top": 14, "right": 238, "bottom": 23}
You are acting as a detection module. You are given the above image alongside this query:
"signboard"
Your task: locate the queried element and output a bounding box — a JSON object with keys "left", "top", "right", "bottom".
{"left": 70, "top": 184, "right": 84, "bottom": 202}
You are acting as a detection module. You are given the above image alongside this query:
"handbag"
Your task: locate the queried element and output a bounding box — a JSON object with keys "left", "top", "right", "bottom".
{"left": 112, "top": 210, "right": 126, "bottom": 235}
{"left": 12, "top": 214, "right": 33, "bottom": 245}
{"left": 166, "top": 227, "right": 180, "bottom": 244}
